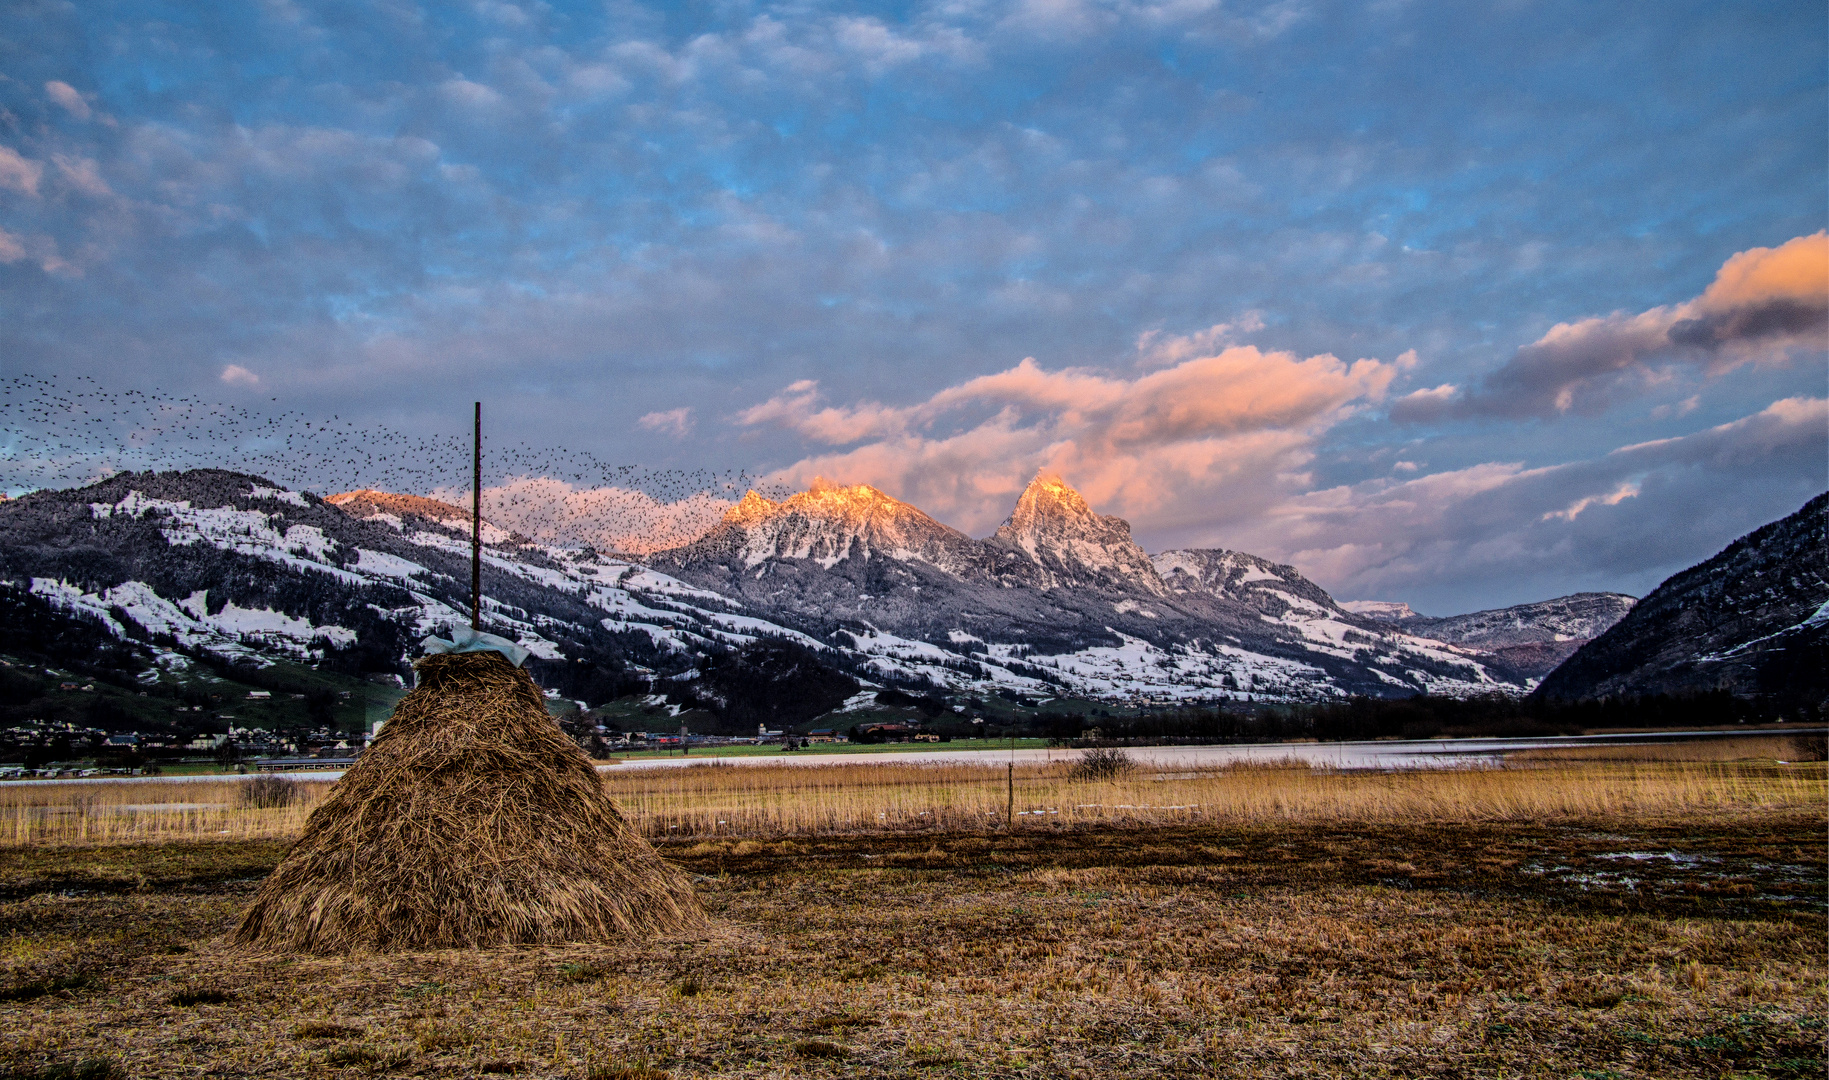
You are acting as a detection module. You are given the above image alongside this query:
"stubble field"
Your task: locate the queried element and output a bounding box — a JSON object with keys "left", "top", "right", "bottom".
{"left": 0, "top": 752, "right": 1823, "bottom": 1079}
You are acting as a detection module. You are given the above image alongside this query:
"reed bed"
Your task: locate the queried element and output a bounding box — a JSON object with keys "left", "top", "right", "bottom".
{"left": 3, "top": 753, "right": 1821, "bottom": 846}
{"left": 1509, "top": 734, "right": 1827, "bottom": 763}
{"left": 610, "top": 757, "right": 1827, "bottom": 837}
{"left": 0, "top": 778, "right": 331, "bottom": 845}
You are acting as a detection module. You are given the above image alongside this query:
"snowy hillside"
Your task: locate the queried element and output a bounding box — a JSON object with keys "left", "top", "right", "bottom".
{"left": 1344, "top": 592, "right": 1637, "bottom": 678}
{"left": 649, "top": 473, "right": 1522, "bottom": 700}
{"left": 1, "top": 469, "right": 1538, "bottom": 704}
{"left": 1537, "top": 493, "right": 1828, "bottom": 704}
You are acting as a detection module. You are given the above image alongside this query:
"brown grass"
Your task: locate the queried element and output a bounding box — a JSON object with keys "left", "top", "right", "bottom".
{"left": 0, "top": 779, "right": 325, "bottom": 845}
{"left": 0, "top": 816, "right": 1821, "bottom": 1078}
{"left": 3, "top": 742, "right": 1823, "bottom": 848}
{"left": 1510, "top": 734, "right": 1826, "bottom": 763}
{"left": 610, "top": 755, "right": 1825, "bottom": 837}
{"left": 231, "top": 652, "right": 702, "bottom": 952}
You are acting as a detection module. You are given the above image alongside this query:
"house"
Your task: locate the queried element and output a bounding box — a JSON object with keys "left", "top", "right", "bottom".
{"left": 805, "top": 729, "right": 839, "bottom": 744}
{"left": 854, "top": 722, "right": 915, "bottom": 742}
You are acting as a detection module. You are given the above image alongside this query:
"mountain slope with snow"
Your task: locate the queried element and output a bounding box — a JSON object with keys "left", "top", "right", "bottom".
{"left": 1535, "top": 493, "right": 1828, "bottom": 704}
{"left": 650, "top": 474, "right": 1520, "bottom": 700}
{"left": 1, "top": 469, "right": 1540, "bottom": 704}
{"left": 1348, "top": 592, "right": 1638, "bottom": 678}
{"left": 991, "top": 475, "right": 1165, "bottom": 594}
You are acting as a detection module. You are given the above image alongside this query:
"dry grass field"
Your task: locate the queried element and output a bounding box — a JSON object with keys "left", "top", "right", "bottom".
{"left": 0, "top": 749, "right": 1823, "bottom": 1078}
{"left": 3, "top": 743, "right": 1823, "bottom": 846}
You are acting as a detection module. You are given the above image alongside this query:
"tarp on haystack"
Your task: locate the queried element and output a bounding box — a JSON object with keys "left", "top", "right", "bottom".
{"left": 233, "top": 650, "right": 701, "bottom": 952}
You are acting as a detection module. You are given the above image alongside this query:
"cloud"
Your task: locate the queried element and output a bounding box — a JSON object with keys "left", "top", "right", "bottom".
{"left": 220, "top": 364, "right": 261, "bottom": 387}
{"left": 740, "top": 332, "right": 1402, "bottom": 534}
{"left": 44, "top": 81, "right": 91, "bottom": 120}
{"left": 1541, "top": 479, "right": 1640, "bottom": 522}
{"left": 0, "top": 146, "right": 44, "bottom": 197}
{"left": 448, "top": 476, "right": 734, "bottom": 554}
{"left": 6, "top": 231, "right": 83, "bottom": 278}
{"left": 637, "top": 407, "right": 695, "bottom": 436}
{"left": 440, "top": 78, "right": 505, "bottom": 109}
{"left": 735, "top": 380, "right": 910, "bottom": 444}
{"left": 832, "top": 16, "right": 982, "bottom": 72}
{"left": 1401, "top": 233, "right": 1829, "bottom": 420}
{"left": 52, "top": 154, "right": 112, "bottom": 198}
{"left": 1245, "top": 396, "right": 1828, "bottom": 608}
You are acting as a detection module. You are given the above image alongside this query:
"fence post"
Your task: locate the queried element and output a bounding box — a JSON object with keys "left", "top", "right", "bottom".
{"left": 1007, "top": 761, "right": 1014, "bottom": 828}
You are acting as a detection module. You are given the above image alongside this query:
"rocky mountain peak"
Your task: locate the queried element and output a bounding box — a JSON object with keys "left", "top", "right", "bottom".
{"left": 1004, "top": 473, "right": 1095, "bottom": 528}
{"left": 1153, "top": 549, "right": 1347, "bottom": 618}
{"left": 722, "top": 490, "right": 778, "bottom": 525}
{"left": 327, "top": 488, "right": 517, "bottom": 545}
{"left": 678, "top": 478, "right": 977, "bottom": 572}
{"left": 1536, "top": 493, "right": 1827, "bottom": 703}
{"left": 787, "top": 479, "right": 916, "bottom": 523}
{"left": 1339, "top": 600, "right": 1419, "bottom": 621}
{"left": 992, "top": 473, "right": 1164, "bottom": 594}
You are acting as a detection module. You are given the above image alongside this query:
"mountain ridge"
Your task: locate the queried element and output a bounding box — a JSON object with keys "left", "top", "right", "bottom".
{"left": 1535, "top": 493, "right": 1827, "bottom": 704}
{"left": 647, "top": 473, "right": 1518, "bottom": 699}
{"left": 3, "top": 468, "right": 1621, "bottom": 706}
{"left": 990, "top": 474, "right": 1166, "bottom": 595}
{"left": 1347, "top": 592, "right": 1638, "bottom": 679}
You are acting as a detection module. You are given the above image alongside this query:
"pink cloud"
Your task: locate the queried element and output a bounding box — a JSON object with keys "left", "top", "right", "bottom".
{"left": 448, "top": 476, "right": 734, "bottom": 554}
{"left": 52, "top": 154, "right": 112, "bottom": 198}
{"left": 637, "top": 407, "right": 695, "bottom": 437}
{"left": 734, "top": 380, "right": 910, "bottom": 443}
{"left": 1405, "top": 232, "right": 1829, "bottom": 420}
{"left": 1239, "top": 395, "right": 1827, "bottom": 600}
{"left": 739, "top": 329, "right": 1402, "bottom": 535}
{"left": 44, "top": 81, "right": 91, "bottom": 120}
{"left": 0, "top": 146, "right": 44, "bottom": 197}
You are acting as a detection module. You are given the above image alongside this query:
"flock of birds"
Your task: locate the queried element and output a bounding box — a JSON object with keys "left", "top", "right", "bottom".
{"left": 0, "top": 374, "right": 790, "bottom": 550}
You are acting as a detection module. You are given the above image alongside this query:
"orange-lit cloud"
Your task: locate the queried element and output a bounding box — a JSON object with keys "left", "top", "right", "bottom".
{"left": 1394, "top": 232, "right": 1829, "bottom": 420}
{"left": 1245, "top": 395, "right": 1827, "bottom": 602}
{"left": 1700, "top": 233, "right": 1829, "bottom": 308}
{"left": 738, "top": 333, "right": 1405, "bottom": 534}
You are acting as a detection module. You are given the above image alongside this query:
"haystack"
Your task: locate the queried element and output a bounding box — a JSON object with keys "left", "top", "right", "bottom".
{"left": 234, "top": 651, "right": 701, "bottom": 952}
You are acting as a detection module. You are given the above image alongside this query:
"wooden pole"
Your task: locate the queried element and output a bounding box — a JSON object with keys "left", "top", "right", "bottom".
{"left": 1007, "top": 722, "right": 1016, "bottom": 828}
{"left": 471, "top": 402, "right": 481, "bottom": 630}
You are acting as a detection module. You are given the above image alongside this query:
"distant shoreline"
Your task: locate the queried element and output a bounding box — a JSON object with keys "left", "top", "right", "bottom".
{"left": 3, "top": 726, "right": 1818, "bottom": 785}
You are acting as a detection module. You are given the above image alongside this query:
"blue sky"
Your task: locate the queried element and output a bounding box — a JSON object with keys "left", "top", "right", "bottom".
{"left": 1, "top": 0, "right": 1823, "bottom": 613}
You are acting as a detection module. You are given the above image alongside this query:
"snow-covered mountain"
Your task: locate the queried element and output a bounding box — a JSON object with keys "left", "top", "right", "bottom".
{"left": 1347, "top": 592, "right": 1638, "bottom": 678}
{"left": 650, "top": 472, "right": 1521, "bottom": 700}
{"left": 1340, "top": 600, "right": 1417, "bottom": 621}
{"left": 1536, "top": 493, "right": 1827, "bottom": 705}
{"left": 661, "top": 480, "right": 998, "bottom": 580}
{"left": 991, "top": 474, "right": 1164, "bottom": 594}
{"left": 2, "top": 469, "right": 1532, "bottom": 705}
{"left": 1155, "top": 549, "right": 1354, "bottom": 621}
{"left": 10, "top": 474, "right": 601, "bottom": 665}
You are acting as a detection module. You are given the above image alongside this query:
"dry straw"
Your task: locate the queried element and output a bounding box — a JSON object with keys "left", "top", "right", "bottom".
{"left": 232, "top": 652, "right": 701, "bottom": 953}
